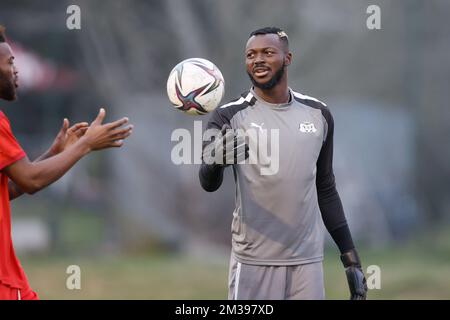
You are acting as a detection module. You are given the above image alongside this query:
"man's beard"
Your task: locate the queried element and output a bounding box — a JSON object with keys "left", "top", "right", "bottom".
{"left": 0, "top": 74, "right": 16, "bottom": 101}
{"left": 247, "top": 62, "right": 285, "bottom": 90}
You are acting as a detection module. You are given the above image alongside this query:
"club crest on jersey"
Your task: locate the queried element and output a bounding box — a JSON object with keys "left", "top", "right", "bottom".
{"left": 299, "top": 122, "right": 317, "bottom": 133}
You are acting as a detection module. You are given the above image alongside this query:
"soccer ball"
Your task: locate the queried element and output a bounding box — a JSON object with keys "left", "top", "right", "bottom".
{"left": 167, "top": 58, "right": 225, "bottom": 115}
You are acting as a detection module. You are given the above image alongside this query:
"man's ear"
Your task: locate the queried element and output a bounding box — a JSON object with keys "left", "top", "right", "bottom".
{"left": 284, "top": 52, "right": 293, "bottom": 66}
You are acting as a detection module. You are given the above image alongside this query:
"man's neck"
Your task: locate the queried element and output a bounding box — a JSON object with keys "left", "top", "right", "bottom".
{"left": 253, "top": 85, "right": 290, "bottom": 104}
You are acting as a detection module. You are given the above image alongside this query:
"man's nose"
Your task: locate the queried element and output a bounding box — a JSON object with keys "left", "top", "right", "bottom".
{"left": 254, "top": 53, "right": 265, "bottom": 64}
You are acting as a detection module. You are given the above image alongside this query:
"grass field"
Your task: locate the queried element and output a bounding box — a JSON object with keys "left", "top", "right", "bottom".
{"left": 16, "top": 200, "right": 450, "bottom": 299}
{"left": 22, "top": 229, "right": 450, "bottom": 300}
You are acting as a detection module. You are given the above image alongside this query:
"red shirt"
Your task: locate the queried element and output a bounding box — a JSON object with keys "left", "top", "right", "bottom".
{"left": 0, "top": 110, "right": 30, "bottom": 290}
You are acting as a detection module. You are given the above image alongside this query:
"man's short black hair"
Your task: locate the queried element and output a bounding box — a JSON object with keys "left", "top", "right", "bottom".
{"left": 249, "top": 27, "right": 289, "bottom": 48}
{"left": 0, "top": 25, "right": 6, "bottom": 43}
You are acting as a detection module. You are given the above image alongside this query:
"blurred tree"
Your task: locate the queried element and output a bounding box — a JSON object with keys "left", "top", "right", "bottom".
{"left": 1, "top": 0, "right": 449, "bottom": 253}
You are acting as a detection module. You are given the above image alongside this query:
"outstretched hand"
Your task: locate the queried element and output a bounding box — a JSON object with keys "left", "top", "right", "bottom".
{"left": 81, "top": 108, "right": 133, "bottom": 151}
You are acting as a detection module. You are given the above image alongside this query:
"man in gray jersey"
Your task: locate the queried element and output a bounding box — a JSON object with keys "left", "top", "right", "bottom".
{"left": 199, "top": 27, "right": 367, "bottom": 300}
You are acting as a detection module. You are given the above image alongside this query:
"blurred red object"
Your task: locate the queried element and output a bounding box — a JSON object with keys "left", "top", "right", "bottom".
{"left": 10, "top": 42, "right": 78, "bottom": 92}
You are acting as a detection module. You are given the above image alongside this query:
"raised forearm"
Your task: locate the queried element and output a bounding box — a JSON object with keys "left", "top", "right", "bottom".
{"left": 6, "top": 138, "right": 90, "bottom": 194}
{"left": 26, "top": 139, "right": 90, "bottom": 193}
{"left": 34, "top": 146, "right": 57, "bottom": 162}
{"left": 8, "top": 147, "right": 60, "bottom": 200}
{"left": 5, "top": 109, "right": 131, "bottom": 197}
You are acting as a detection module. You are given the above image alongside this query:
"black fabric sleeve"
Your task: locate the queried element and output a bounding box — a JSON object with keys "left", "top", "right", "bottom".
{"left": 316, "top": 106, "right": 355, "bottom": 254}
{"left": 199, "top": 108, "right": 228, "bottom": 192}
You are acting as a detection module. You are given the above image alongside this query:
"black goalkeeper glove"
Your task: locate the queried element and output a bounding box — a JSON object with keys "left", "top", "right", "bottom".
{"left": 340, "top": 249, "right": 368, "bottom": 300}
{"left": 202, "top": 124, "right": 249, "bottom": 167}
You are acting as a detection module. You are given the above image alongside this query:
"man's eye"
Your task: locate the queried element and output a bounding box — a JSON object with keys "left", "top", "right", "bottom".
{"left": 247, "top": 53, "right": 254, "bottom": 58}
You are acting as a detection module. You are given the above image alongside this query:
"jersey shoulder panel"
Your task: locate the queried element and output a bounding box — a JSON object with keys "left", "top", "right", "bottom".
{"left": 208, "top": 91, "right": 256, "bottom": 129}
{"left": 292, "top": 90, "right": 332, "bottom": 121}
{"left": 219, "top": 91, "right": 256, "bottom": 116}
{"left": 292, "top": 90, "right": 327, "bottom": 108}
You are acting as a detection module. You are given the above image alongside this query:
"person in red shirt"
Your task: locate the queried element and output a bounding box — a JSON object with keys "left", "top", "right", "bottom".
{"left": 0, "top": 25, "right": 133, "bottom": 300}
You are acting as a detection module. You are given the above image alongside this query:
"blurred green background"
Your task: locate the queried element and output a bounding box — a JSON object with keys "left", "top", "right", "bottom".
{"left": 1, "top": 0, "right": 450, "bottom": 299}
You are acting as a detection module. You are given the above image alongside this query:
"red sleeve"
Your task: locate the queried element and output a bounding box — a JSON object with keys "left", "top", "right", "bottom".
{"left": 0, "top": 112, "right": 26, "bottom": 171}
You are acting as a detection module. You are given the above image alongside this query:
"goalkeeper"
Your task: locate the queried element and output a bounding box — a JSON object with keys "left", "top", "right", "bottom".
{"left": 199, "top": 27, "right": 367, "bottom": 300}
